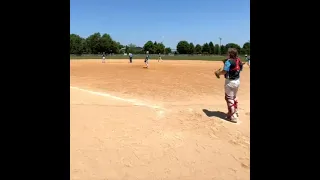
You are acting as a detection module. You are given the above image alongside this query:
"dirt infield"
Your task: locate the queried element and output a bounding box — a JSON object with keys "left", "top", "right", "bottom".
{"left": 70, "top": 59, "right": 250, "bottom": 180}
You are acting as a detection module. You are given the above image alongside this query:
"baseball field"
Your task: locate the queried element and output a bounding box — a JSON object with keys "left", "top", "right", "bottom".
{"left": 70, "top": 59, "right": 250, "bottom": 180}
{"left": 70, "top": 54, "right": 247, "bottom": 61}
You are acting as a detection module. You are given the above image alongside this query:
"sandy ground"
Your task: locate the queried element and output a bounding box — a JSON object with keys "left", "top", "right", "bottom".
{"left": 70, "top": 59, "right": 250, "bottom": 180}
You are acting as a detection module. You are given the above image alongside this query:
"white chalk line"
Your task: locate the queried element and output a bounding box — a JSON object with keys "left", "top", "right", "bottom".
{"left": 70, "top": 86, "right": 165, "bottom": 111}
{"left": 70, "top": 86, "right": 242, "bottom": 124}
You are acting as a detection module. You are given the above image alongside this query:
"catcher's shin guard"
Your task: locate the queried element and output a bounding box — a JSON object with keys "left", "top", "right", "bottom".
{"left": 225, "top": 93, "right": 237, "bottom": 117}
{"left": 234, "top": 97, "right": 239, "bottom": 117}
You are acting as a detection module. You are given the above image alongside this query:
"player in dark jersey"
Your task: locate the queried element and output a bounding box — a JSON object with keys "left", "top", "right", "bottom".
{"left": 215, "top": 48, "right": 243, "bottom": 123}
{"left": 129, "top": 53, "right": 133, "bottom": 63}
{"left": 144, "top": 51, "right": 150, "bottom": 68}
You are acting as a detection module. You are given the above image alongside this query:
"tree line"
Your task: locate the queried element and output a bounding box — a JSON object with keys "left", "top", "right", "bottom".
{"left": 70, "top": 32, "right": 250, "bottom": 55}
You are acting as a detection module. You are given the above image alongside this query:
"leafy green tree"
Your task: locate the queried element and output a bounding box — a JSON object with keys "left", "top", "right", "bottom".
{"left": 127, "top": 43, "right": 136, "bottom": 53}
{"left": 100, "top": 33, "right": 113, "bottom": 53}
{"left": 214, "top": 44, "right": 220, "bottom": 55}
{"left": 70, "top": 34, "right": 84, "bottom": 55}
{"left": 189, "top": 42, "right": 195, "bottom": 54}
{"left": 209, "top": 41, "right": 214, "bottom": 54}
{"left": 202, "top": 43, "right": 210, "bottom": 54}
{"left": 195, "top": 44, "right": 202, "bottom": 54}
{"left": 220, "top": 45, "right": 226, "bottom": 54}
{"left": 153, "top": 41, "right": 158, "bottom": 53}
{"left": 81, "top": 38, "right": 91, "bottom": 54}
{"left": 70, "top": 32, "right": 249, "bottom": 56}
{"left": 225, "top": 43, "right": 241, "bottom": 54}
{"left": 155, "top": 42, "right": 165, "bottom": 54}
{"left": 242, "top": 41, "right": 250, "bottom": 55}
{"left": 143, "top": 41, "right": 155, "bottom": 54}
{"left": 176, "top": 40, "right": 190, "bottom": 54}
{"left": 109, "top": 40, "right": 119, "bottom": 54}
{"left": 127, "top": 43, "right": 144, "bottom": 54}
{"left": 86, "top": 32, "right": 101, "bottom": 54}
{"left": 116, "top": 42, "right": 124, "bottom": 49}
{"left": 164, "top": 47, "right": 172, "bottom": 54}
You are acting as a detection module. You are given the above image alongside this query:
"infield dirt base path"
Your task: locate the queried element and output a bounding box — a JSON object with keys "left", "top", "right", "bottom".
{"left": 71, "top": 60, "right": 250, "bottom": 180}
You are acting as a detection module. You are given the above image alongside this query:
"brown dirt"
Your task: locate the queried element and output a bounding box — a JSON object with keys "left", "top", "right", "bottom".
{"left": 70, "top": 59, "right": 250, "bottom": 180}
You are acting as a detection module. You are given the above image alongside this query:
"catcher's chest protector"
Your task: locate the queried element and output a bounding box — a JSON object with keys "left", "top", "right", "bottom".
{"left": 230, "top": 58, "right": 241, "bottom": 71}
{"left": 225, "top": 58, "right": 241, "bottom": 80}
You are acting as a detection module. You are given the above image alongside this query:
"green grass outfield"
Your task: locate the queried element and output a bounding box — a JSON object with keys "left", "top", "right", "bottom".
{"left": 70, "top": 55, "right": 247, "bottom": 61}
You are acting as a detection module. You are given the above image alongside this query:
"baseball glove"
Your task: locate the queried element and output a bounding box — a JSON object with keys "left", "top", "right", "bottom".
{"left": 215, "top": 68, "right": 222, "bottom": 79}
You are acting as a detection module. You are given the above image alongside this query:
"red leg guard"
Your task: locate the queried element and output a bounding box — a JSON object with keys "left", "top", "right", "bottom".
{"left": 234, "top": 98, "right": 238, "bottom": 109}
{"left": 225, "top": 94, "right": 237, "bottom": 117}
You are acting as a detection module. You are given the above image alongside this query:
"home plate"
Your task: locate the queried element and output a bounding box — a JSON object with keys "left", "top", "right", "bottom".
{"left": 235, "top": 119, "right": 242, "bottom": 125}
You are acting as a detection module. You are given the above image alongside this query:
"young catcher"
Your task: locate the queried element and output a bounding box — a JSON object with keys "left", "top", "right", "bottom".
{"left": 144, "top": 51, "right": 150, "bottom": 68}
{"left": 129, "top": 53, "right": 133, "bottom": 63}
{"left": 215, "top": 48, "right": 243, "bottom": 123}
{"left": 158, "top": 53, "right": 162, "bottom": 62}
{"left": 102, "top": 52, "right": 106, "bottom": 63}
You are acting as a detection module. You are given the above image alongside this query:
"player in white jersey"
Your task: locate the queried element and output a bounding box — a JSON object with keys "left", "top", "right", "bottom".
{"left": 245, "top": 54, "right": 250, "bottom": 67}
{"left": 102, "top": 52, "right": 106, "bottom": 63}
{"left": 158, "top": 53, "right": 162, "bottom": 62}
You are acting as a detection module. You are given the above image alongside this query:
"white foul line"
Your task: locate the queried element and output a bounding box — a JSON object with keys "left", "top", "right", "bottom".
{"left": 70, "top": 86, "right": 165, "bottom": 110}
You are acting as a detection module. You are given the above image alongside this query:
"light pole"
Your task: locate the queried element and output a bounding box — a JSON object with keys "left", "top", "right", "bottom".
{"left": 219, "top": 37, "right": 222, "bottom": 55}
{"left": 161, "top": 36, "right": 164, "bottom": 54}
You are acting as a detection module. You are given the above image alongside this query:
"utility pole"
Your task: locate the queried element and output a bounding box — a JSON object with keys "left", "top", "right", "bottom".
{"left": 219, "top": 37, "right": 222, "bottom": 55}
{"left": 161, "top": 36, "right": 164, "bottom": 54}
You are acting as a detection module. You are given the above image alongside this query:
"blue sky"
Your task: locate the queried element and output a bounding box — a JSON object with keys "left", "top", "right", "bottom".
{"left": 71, "top": 0, "right": 250, "bottom": 49}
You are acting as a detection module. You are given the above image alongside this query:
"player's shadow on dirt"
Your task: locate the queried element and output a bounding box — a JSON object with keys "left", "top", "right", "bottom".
{"left": 202, "top": 109, "right": 229, "bottom": 121}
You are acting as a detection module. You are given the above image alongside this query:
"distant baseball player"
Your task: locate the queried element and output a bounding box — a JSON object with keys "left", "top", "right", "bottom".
{"left": 245, "top": 54, "right": 250, "bottom": 67}
{"left": 102, "top": 52, "right": 106, "bottom": 63}
{"left": 144, "top": 51, "right": 150, "bottom": 68}
{"left": 214, "top": 48, "right": 243, "bottom": 123}
{"left": 158, "top": 53, "right": 162, "bottom": 62}
{"left": 129, "top": 53, "right": 133, "bottom": 63}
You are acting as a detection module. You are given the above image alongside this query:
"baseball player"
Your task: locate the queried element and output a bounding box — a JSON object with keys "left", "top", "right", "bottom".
{"left": 215, "top": 48, "right": 243, "bottom": 123}
{"left": 245, "top": 54, "right": 250, "bottom": 67}
{"left": 158, "top": 53, "right": 162, "bottom": 62}
{"left": 144, "top": 51, "right": 150, "bottom": 68}
{"left": 102, "top": 52, "right": 106, "bottom": 63}
{"left": 129, "top": 53, "right": 133, "bottom": 63}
